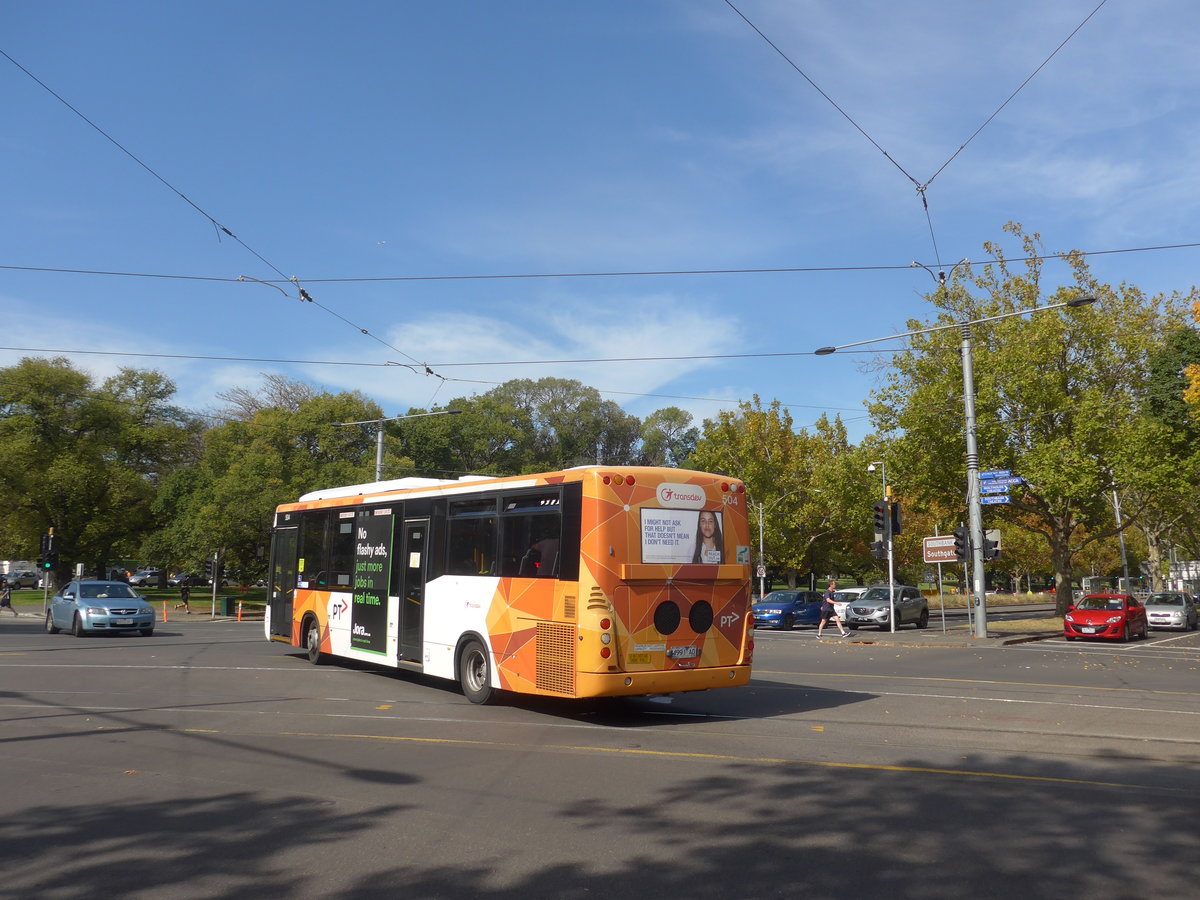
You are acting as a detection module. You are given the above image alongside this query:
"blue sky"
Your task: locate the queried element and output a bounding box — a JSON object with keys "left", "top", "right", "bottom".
{"left": 3, "top": 1, "right": 1198, "bottom": 441}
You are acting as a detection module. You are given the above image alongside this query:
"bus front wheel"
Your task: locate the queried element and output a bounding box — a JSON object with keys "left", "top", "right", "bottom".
{"left": 459, "top": 639, "right": 495, "bottom": 705}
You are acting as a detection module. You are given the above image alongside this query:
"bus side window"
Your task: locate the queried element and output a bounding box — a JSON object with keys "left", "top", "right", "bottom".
{"left": 328, "top": 513, "right": 356, "bottom": 587}
{"left": 447, "top": 499, "right": 497, "bottom": 576}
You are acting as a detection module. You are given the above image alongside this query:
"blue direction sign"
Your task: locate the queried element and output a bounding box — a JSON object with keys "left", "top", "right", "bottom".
{"left": 981, "top": 495, "right": 1011, "bottom": 505}
{"left": 980, "top": 469, "right": 1011, "bottom": 480}
{"left": 983, "top": 476, "right": 1024, "bottom": 488}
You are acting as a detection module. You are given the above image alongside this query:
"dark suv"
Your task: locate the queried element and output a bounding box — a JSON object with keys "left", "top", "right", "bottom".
{"left": 845, "top": 584, "right": 929, "bottom": 630}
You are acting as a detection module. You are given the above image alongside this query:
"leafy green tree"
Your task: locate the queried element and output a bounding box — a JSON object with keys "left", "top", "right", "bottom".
{"left": 869, "top": 224, "right": 1196, "bottom": 613}
{"left": 157, "top": 390, "right": 384, "bottom": 580}
{"left": 639, "top": 407, "right": 698, "bottom": 467}
{"left": 0, "top": 357, "right": 197, "bottom": 584}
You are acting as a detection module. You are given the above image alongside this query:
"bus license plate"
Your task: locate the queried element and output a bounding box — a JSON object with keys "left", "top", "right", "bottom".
{"left": 667, "top": 646, "right": 699, "bottom": 659}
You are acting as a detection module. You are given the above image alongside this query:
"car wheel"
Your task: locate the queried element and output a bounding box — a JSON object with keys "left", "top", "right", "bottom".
{"left": 916, "top": 609, "right": 929, "bottom": 629}
{"left": 305, "top": 619, "right": 325, "bottom": 665}
{"left": 1121, "top": 622, "right": 1131, "bottom": 642}
{"left": 848, "top": 623, "right": 859, "bottom": 630}
{"left": 139, "top": 627, "right": 154, "bottom": 636}
{"left": 781, "top": 614, "right": 794, "bottom": 631}
{"left": 1065, "top": 635, "right": 1076, "bottom": 641}
{"left": 459, "top": 639, "right": 495, "bottom": 705}
{"left": 45, "top": 611, "right": 60, "bottom": 634}
{"left": 72, "top": 614, "right": 87, "bottom": 638}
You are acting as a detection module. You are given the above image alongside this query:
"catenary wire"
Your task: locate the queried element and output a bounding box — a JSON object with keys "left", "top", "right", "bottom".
{"left": 4, "top": 239, "right": 1200, "bottom": 286}
{"left": 0, "top": 47, "right": 436, "bottom": 378}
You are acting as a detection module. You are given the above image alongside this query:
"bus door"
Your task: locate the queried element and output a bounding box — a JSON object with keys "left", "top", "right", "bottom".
{"left": 399, "top": 519, "right": 429, "bottom": 660}
{"left": 268, "top": 526, "right": 298, "bottom": 638}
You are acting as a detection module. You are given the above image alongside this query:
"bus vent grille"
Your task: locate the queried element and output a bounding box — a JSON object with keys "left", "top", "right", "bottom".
{"left": 587, "top": 587, "right": 608, "bottom": 609}
{"left": 562, "top": 594, "right": 577, "bottom": 620}
{"left": 536, "top": 622, "right": 576, "bottom": 695}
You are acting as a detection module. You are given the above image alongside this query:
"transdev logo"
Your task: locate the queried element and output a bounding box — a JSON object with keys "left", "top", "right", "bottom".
{"left": 657, "top": 483, "right": 706, "bottom": 509}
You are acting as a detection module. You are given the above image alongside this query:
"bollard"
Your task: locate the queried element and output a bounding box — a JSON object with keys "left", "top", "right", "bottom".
{"left": 163, "top": 600, "right": 168, "bottom": 622}
{"left": 237, "top": 600, "right": 243, "bottom": 622}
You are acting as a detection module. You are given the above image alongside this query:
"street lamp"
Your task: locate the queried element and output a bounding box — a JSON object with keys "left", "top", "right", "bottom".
{"left": 754, "top": 489, "right": 801, "bottom": 599}
{"left": 867, "top": 461, "right": 897, "bottom": 633}
{"left": 333, "top": 409, "right": 462, "bottom": 481}
{"left": 816, "top": 291, "right": 1096, "bottom": 638}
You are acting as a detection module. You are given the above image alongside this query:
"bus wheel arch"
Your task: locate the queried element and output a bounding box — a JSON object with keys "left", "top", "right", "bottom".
{"left": 456, "top": 635, "right": 495, "bottom": 705}
{"left": 303, "top": 614, "right": 325, "bottom": 665}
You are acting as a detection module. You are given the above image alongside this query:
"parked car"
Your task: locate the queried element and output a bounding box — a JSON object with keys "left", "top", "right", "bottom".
{"left": 45, "top": 581, "right": 156, "bottom": 637}
{"left": 128, "top": 569, "right": 163, "bottom": 586}
{"left": 1063, "top": 593, "right": 1148, "bottom": 642}
{"left": 168, "top": 573, "right": 210, "bottom": 587}
{"left": 845, "top": 584, "right": 929, "bottom": 630}
{"left": 832, "top": 586, "right": 868, "bottom": 619}
{"left": 1142, "top": 592, "right": 1198, "bottom": 632}
{"left": 2, "top": 570, "right": 40, "bottom": 589}
{"left": 751, "top": 590, "right": 824, "bottom": 630}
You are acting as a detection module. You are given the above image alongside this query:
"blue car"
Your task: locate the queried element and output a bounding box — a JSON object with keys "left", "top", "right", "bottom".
{"left": 751, "top": 590, "right": 824, "bottom": 630}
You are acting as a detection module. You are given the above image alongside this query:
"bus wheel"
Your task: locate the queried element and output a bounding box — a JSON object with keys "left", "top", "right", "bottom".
{"left": 305, "top": 619, "right": 325, "bottom": 665}
{"left": 459, "top": 639, "right": 494, "bottom": 705}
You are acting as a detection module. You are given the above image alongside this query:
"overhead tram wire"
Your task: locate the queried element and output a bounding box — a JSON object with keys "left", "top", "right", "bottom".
{"left": 725, "top": 0, "right": 1113, "bottom": 269}
{"left": 0, "top": 47, "right": 437, "bottom": 382}
{"left": 0, "top": 343, "right": 870, "bottom": 416}
{"left": 6, "top": 237, "right": 1200, "bottom": 286}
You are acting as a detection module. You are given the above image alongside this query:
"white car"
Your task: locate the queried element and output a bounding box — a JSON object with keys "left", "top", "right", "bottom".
{"left": 831, "top": 587, "right": 868, "bottom": 619}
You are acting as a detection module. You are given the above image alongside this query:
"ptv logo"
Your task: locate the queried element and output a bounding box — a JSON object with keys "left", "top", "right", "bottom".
{"left": 331, "top": 598, "right": 348, "bottom": 619}
{"left": 720, "top": 611, "right": 741, "bottom": 628}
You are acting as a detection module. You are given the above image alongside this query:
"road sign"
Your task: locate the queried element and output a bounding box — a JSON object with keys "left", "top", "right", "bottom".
{"left": 923, "top": 535, "right": 958, "bottom": 564}
{"left": 756, "top": 566, "right": 766, "bottom": 579}
{"left": 979, "top": 469, "right": 1011, "bottom": 480}
{"left": 981, "top": 495, "right": 1011, "bottom": 505}
{"left": 981, "top": 482, "right": 1010, "bottom": 494}
{"left": 982, "top": 476, "right": 1023, "bottom": 488}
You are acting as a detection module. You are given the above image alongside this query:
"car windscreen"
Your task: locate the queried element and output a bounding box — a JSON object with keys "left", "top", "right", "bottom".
{"left": 860, "top": 588, "right": 894, "bottom": 602}
{"left": 760, "top": 593, "right": 797, "bottom": 603}
{"left": 79, "top": 583, "right": 138, "bottom": 599}
{"left": 1077, "top": 597, "right": 1122, "bottom": 610}
{"left": 1147, "top": 595, "right": 1182, "bottom": 606}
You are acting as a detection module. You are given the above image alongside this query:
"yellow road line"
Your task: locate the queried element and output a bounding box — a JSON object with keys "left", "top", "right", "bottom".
{"left": 254, "top": 728, "right": 1169, "bottom": 791}
{"left": 756, "top": 670, "right": 1200, "bottom": 698}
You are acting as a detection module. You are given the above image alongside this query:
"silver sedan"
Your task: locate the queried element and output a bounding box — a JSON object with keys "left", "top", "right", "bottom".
{"left": 1143, "top": 592, "right": 1198, "bottom": 631}
{"left": 46, "top": 581, "right": 157, "bottom": 637}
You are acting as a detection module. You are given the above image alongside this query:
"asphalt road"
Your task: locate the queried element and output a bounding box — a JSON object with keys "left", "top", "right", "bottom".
{"left": 2, "top": 614, "right": 1198, "bottom": 899}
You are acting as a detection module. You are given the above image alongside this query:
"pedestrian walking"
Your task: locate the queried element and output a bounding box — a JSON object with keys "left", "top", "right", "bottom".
{"left": 175, "top": 575, "right": 192, "bottom": 614}
{"left": 816, "top": 580, "right": 849, "bottom": 638}
{"left": 0, "top": 581, "right": 16, "bottom": 616}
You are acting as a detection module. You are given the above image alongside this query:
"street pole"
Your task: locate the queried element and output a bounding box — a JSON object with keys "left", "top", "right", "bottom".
{"left": 757, "top": 501, "right": 765, "bottom": 599}
{"left": 331, "top": 409, "right": 463, "bottom": 482}
{"left": 961, "top": 324, "right": 988, "bottom": 638}
{"left": 1113, "top": 489, "right": 1130, "bottom": 590}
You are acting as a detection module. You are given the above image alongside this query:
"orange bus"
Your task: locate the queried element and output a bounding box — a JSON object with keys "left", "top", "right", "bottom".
{"left": 265, "top": 466, "right": 754, "bottom": 703}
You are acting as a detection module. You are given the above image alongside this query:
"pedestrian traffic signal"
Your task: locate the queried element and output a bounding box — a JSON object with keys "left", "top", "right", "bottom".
{"left": 982, "top": 533, "right": 1000, "bottom": 561}
{"left": 873, "top": 501, "right": 887, "bottom": 535}
{"left": 889, "top": 500, "right": 902, "bottom": 536}
{"left": 870, "top": 540, "right": 887, "bottom": 560}
{"left": 953, "top": 527, "right": 969, "bottom": 563}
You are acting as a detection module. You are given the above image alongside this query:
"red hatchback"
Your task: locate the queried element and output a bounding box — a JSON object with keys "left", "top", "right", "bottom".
{"left": 1064, "top": 593, "right": 1149, "bottom": 642}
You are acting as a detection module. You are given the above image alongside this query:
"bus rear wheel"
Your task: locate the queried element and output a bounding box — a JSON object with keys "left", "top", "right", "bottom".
{"left": 459, "top": 639, "right": 495, "bottom": 705}
{"left": 305, "top": 619, "right": 325, "bottom": 665}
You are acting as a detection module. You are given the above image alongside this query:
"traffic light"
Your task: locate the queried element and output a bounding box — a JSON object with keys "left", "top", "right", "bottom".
{"left": 870, "top": 540, "right": 887, "bottom": 560}
{"left": 41, "top": 551, "right": 58, "bottom": 571}
{"left": 204, "top": 558, "right": 215, "bottom": 578}
{"left": 889, "top": 500, "right": 902, "bottom": 536}
{"left": 872, "top": 501, "right": 887, "bottom": 535}
{"left": 953, "top": 527, "right": 969, "bottom": 563}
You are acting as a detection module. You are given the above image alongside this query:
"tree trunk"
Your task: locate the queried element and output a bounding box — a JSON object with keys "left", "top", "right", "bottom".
{"left": 1052, "top": 535, "right": 1075, "bottom": 615}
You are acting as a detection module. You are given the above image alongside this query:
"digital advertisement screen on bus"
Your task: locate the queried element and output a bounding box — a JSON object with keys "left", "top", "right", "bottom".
{"left": 639, "top": 508, "right": 724, "bottom": 564}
